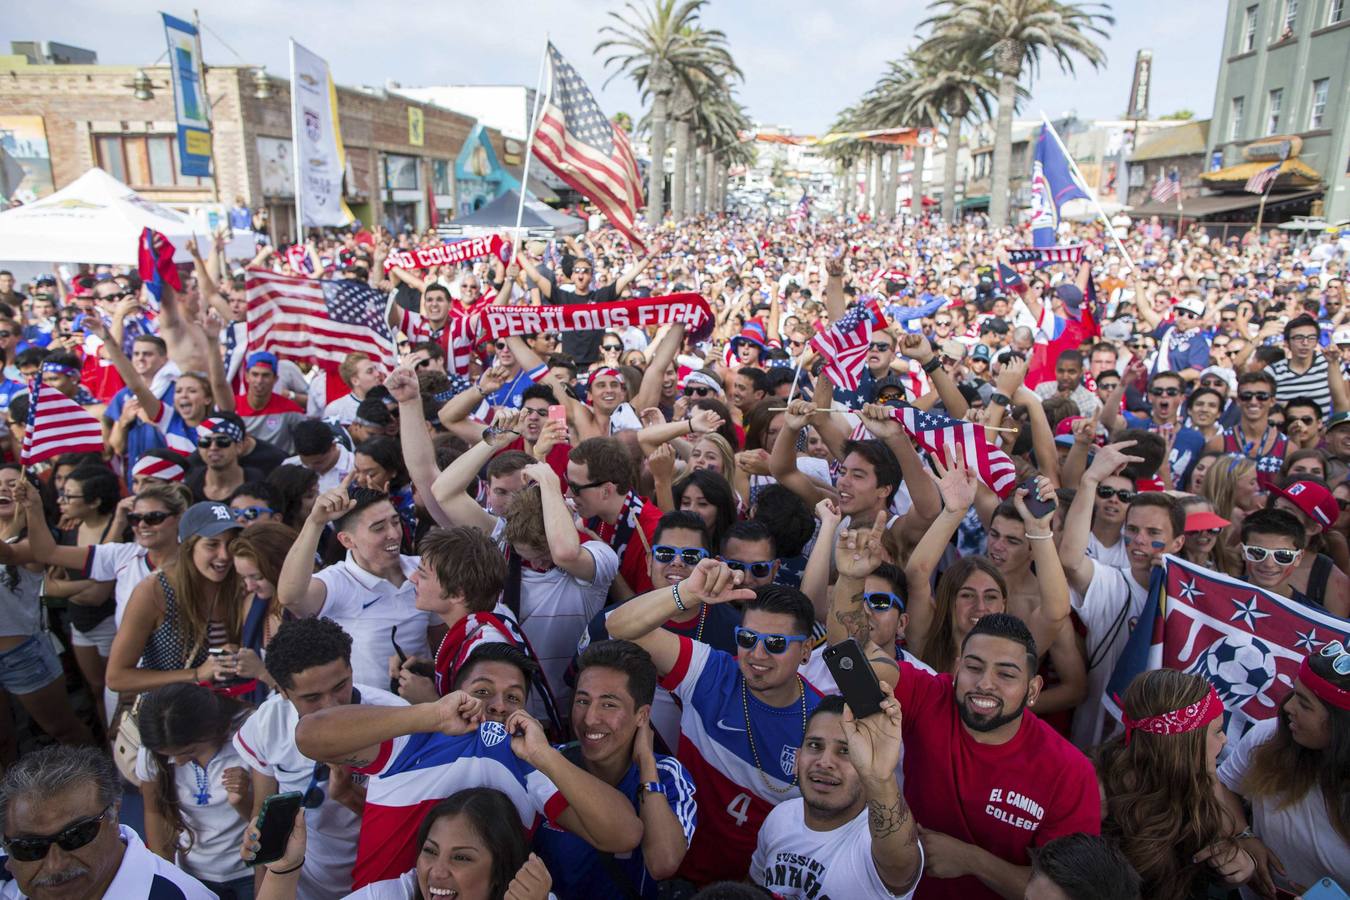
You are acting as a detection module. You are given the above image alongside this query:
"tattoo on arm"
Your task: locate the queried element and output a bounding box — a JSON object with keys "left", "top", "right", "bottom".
{"left": 834, "top": 596, "right": 871, "bottom": 646}
{"left": 337, "top": 755, "right": 372, "bottom": 768}
{"left": 868, "top": 795, "right": 913, "bottom": 840}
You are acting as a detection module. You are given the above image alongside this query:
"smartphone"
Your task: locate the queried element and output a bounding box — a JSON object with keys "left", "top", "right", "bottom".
{"left": 548, "top": 404, "right": 567, "bottom": 424}
{"left": 251, "top": 791, "right": 303, "bottom": 866}
{"left": 822, "top": 639, "right": 886, "bottom": 720}
{"left": 1304, "top": 879, "right": 1350, "bottom": 900}
{"left": 1020, "top": 477, "right": 1057, "bottom": 519}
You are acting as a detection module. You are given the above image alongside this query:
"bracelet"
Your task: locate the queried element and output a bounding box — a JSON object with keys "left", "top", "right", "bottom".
{"left": 672, "top": 581, "right": 687, "bottom": 612}
{"left": 989, "top": 392, "right": 1011, "bottom": 406}
{"left": 1026, "top": 532, "right": 1054, "bottom": 541}
{"left": 267, "top": 858, "right": 305, "bottom": 876}
{"left": 920, "top": 357, "right": 942, "bottom": 374}
{"left": 1234, "top": 827, "right": 1255, "bottom": 840}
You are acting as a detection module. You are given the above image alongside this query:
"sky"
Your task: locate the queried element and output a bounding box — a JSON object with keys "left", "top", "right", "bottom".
{"left": 6, "top": 0, "right": 1224, "bottom": 134}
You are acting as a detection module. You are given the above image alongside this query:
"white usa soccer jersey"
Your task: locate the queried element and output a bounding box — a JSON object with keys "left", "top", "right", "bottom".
{"left": 659, "top": 636, "right": 823, "bottom": 885}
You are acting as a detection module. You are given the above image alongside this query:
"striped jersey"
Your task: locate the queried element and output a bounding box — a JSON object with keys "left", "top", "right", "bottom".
{"left": 1266, "top": 355, "right": 1332, "bottom": 415}
{"left": 390, "top": 300, "right": 487, "bottom": 378}
{"left": 659, "top": 636, "right": 823, "bottom": 885}
{"left": 350, "top": 721, "right": 565, "bottom": 889}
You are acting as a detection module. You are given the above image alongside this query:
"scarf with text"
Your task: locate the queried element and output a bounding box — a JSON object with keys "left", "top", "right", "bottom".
{"left": 481, "top": 292, "right": 713, "bottom": 343}
{"left": 382, "top": 234, "right": 511, "bottom": 272}
{"left": 1006, "top": 245, "right": 1086, "bottom": 266}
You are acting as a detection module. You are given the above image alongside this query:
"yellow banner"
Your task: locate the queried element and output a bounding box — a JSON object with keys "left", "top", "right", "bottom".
{"left": 408, "top": 107, "right": 424, "bottom": 147}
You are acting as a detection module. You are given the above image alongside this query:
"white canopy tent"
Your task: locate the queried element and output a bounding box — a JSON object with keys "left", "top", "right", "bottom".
{"left": 0, "top": 167, "right": 250, "bottom": 266}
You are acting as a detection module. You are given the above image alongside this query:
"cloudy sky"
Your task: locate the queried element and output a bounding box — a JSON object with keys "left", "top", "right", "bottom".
{"left": 7, "top": 0, "right": 1222, "bottom": 133}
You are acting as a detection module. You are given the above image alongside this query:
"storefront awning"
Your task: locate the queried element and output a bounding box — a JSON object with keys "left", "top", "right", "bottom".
{"left": 1130, "top": 189, "right": 1321, "bottom": 218}
{"left": 959, "top": 194, "right": 990, "bottom": 209}
{"left": 1199, "top": 157, "right": 1322, "bottom": 191}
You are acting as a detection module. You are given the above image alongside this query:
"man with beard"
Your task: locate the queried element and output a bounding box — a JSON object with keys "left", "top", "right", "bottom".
{"left": 751, "top": 694, "right": 923, "bottom": 899}
{"left": 889, "top": 613, "right": 1099, "bottom": 899}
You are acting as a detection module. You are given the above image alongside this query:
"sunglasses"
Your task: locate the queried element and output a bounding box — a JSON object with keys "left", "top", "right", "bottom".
{"left": 863, "top": 591, "right": 905, "bottom": 612}
{"left": 197, "top": 436, "right": 236, "bottom": 449}
{"left": 1199, "top": 378, "right": 1226, "bottom": 388}
{"left": 1237, "top": 391, "right": 1273, "bottom": 402}
{"left": 303, "top": 763, "right": 329, "bottom": 810}
{"left": 1096, "top": 485, "right": 1136, "bottom": 503}
{"left": 0, "top": 331, "right": 11, "bottom": 339}
{"left": 734, "top": 625, "right": 807, "bottom": 655}
{"left": 1, "top": 806, "right": 111, "bottom": 861}
{"left": 1191, "top": 527, "right": 1224, "bottom": 535}
{"left": 722, "top": 558, "right": 774, "bottom": 578}
{"left": 495, "top": 340, "right": 508, "bottom": 350}
{"left": 1287, "top": 415, "right": 1317, "bottom": 426}
{"left": 1242, "top": 544, "right": 1302, "bottom": 566}
{"left": 868, "top": 342, "right": 893, "bottom": 352}
{"left": 231, "top": 505, "right": 274, "bottom": 521}
{"left": 652, "top": 545, "right": 709, "bottom": 566}
{"left": 573, "top": 267, "right": 593, "bottom": 275}
{"left": 1097, "top": 382, "right": 1120, "bottom": 393}
{"left": 567, "top": 479, "right": 606, "bottom": 494}
{"left": 683, "top": 386, "right": 714, "bottom": 397}
{"left": 876, "top": 391, "right": 904, "bottom": 403}
{"left": 1320, "top": 640, "right": 1350, "bottom": 675}
{"left": 1149, "top": 387, "right": 1182, "bottom": 397}
{"left": 127, "top": 511, "right": 173, "bottom": 525}
{"left": 521, "top": 406, "right": 550, "bottom": 418}
{"left": 602, "top": 344, "right": 624, "bottom": 352}
{"left": 934, "top": 320, "right": 952, "bottom": 327}
{"left": 1220, "top": 316, "right": 1237, "bottom": 323}
{"left": 789, "top": 339, "right": 805, "bottom": 348}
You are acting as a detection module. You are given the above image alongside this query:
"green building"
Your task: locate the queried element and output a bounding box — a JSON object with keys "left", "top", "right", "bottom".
{"left": 1207, "top": 0, "right": 1350, "bottom": 223}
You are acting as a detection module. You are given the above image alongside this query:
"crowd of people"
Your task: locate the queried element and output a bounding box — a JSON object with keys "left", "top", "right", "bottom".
{"left": 0, "top": 205, "right": 1348, "bottom": 900}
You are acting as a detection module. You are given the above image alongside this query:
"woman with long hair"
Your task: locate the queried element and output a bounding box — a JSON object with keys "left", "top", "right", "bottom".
{"left": 1095, "top": 669, "right": 1254, "bottom": 900}
{"left": 1178, "top": 495, "right": 1237, "bottom": 575}
{"left": 1218, "top": 648, "right": 1350, "bottom": 898}
{"left": 229, "top": 522, "right": 298, "bottom": 694}
{"left": 137, "top": 683, "right": 254, "bottom": 899}
{"left": 1201, "top": 454, "right": 1262, "bottom": 533}
{"left": 267, "top": 464, "right": 320, "bottom": 530}
{"left": 672, "top": 469, "right": 738, "bottom": 551}
{"left": 105, "top": 501, "right": 247, "bottom": 696}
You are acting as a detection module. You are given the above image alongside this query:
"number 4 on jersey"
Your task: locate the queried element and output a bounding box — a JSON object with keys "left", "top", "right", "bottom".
{"left": 726, "top": 792, "right": 752, "bottom": 827}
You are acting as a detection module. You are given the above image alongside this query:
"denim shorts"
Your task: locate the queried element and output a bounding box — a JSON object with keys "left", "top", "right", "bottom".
{"left": 0, "top": 634, "right": 64, "bottom": 695}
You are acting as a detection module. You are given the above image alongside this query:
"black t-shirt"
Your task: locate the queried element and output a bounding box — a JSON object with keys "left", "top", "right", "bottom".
{"left": 550, "top": 278, "right": 618, "bottom": 365}
{"left": 185, "top": 466, "right": 265, "bottom": 503}
{"left": 185, "top": 438, "right": 287, "bottom": 475}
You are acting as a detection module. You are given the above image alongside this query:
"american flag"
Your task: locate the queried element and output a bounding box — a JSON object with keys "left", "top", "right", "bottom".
{"left": 1105, "top": 555, "right": 1348, "bottom": 742}
{"left": 532, "top": 44, "right": 645, "bottom": 248}
{"left": 1245, "top": 161, "right": 1282, "bottom": 194}
{"left": 810, "top": 300, "right": 888, "bottom": 391}
{"left": 21, "top": 382, "right": 105, "bottom": 465}
{"left": 245, "top": 269, "right": 395, "bottom": 370}
{"left": 888, "top": 404, "right": 1018, "bottom": 498}
{"left": 787, "top": 192, "right": 810, "bottom": 231}
{"left": 1150, "top": 170, "right": 1181, "bottom": 204}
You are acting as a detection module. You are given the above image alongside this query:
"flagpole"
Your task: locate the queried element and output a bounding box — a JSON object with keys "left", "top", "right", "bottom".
{"left": 512, "top": 36, "right": 550, "bottom": 258}
{"left": 1039, "top": 112, "right": 1137, "bottom": 273}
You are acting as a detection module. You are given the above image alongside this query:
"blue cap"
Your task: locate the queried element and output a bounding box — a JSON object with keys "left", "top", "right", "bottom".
{"left": 245, "top": 351, "right": 278, "bottom": 372}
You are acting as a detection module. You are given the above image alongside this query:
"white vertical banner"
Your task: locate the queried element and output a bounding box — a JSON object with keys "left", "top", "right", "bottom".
{"left": 288, "top": 39, "right": 351, "bottom": 228}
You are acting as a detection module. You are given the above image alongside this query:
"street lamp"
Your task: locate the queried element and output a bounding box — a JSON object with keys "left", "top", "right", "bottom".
{"left": 252, "top": 67, "right": 272, "bottom": 100}
{"left": 130, "top": 69, "right": 154, "bottom": 101}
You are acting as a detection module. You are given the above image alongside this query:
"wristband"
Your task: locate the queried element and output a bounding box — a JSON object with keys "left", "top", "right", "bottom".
{"left": 638, "top": 781, "right": 666, "bottom": 799}
{"left": 989, "top": 392, "right": 1011, "bottom": 407}
{"left": 267, "top": 858, "right": 305, "bottom": 876}
{"left": 920, "top": 357, "right": 942, "bottom": 374}
{"left": 672, "top": 581, "right": 687, "bottom": 612}
{"left": 1026, "top": 532, "right": 1054, "bottom": 541}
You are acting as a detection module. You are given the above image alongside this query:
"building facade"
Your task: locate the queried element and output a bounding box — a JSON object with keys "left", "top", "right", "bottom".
{"left": 1207, "top": 0, "right": 1350, "bottom": 222}
{"left": 0, "top": 60, "right": 513, "bottom": 242}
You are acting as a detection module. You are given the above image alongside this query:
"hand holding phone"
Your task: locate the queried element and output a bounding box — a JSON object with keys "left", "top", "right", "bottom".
{"left": 1019, "top": 477, "right": 1057, "bottom": 519}
{"left": 823, "top": 639, "right": 886, "bottom": 720}
{"left": 248, "top": 791, "right": 304, "bottom": 867}
{"left": 547, "top": 404, "right": 567, "bottom": 424}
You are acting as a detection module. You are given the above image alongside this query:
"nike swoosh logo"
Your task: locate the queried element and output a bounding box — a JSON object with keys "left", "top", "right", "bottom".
{"left": 716, "top": 718, "right": 746, "bottom": 733}
{"left": 361, "top": 597, "right": 381, "bottom": 609}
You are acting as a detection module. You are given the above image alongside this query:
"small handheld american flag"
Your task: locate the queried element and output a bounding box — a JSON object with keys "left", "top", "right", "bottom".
{"left": 889, "top": 404, "right": 1018, "bottom": 498}
{"left": 21, "top": 382, "right": 105, "bottom": 466}
{"left": 1244, "top": 161, "right": 1282, "bottom": 194}
{"left": 810, "top": 300, "right": 888, "bottom": 391}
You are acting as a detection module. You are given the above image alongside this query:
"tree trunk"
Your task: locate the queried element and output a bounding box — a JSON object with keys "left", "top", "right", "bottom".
{"left": 911, "top": 143, "right": 926, "bottom": 221}
{"left": 989, "top": 67, "right": 1019, "bottom": 228}
{"left": 718, "top": 163, "right": 728, "bottom": 211}
{"left": 879, "top": 151, "right": 892, "bottom": 220}
{"left": 872, "top": 152, "right": 885, "bottom": 218}
{"left": 672, "top": 117, "right": 690, "bottom": 221}
{"left": 860, "top": 149, "right": 872, "bottom": 217}
{"left": 647, "top": 89, "right": 669, "bottom": 226}
{"left": 888, "top": 149, "right": 902, "bottom": 221}
{"left": 942, "top": 117, "right": 961, "bottom": 224}
{"left": 685, "top": 144, "right": 697, "bottom": 217}
{"left": 702, "top": 147, "right": 715, "bottom": 215}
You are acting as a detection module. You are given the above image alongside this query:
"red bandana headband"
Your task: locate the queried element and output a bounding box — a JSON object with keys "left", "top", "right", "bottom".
{"left": 1299, "top": 657, "right": 1350, "bottom": 711}
{"left": 1118, "top": 681, "right": 1223, "bottom": 744}
{"left": 588, "top": 367, "right": 620, "bottom": 389}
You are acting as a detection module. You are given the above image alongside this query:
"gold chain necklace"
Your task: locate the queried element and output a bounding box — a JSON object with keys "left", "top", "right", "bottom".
{"left": 740, "top": 675, "right": 806, "bottom": 794}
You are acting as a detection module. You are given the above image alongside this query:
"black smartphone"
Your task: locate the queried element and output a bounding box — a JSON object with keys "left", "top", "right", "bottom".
{"left": 1020, "top": 477, "right": 1057, "bottom": 519}
{"left": 822, "top": 639, "right": 886, "bottom": 720}
{"left": 251, "top": 791, "right": 303, "bottom": 867}
{"left": 390, "top": 626, "right": 406, "bottom": 694}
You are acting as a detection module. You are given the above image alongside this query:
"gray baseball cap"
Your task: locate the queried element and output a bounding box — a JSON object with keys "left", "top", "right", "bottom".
{"left": 179, "top": 501, "right": 243, "bottom": 541}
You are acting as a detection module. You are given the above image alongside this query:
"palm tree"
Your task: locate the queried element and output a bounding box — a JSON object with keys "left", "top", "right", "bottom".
{"left": 821, "top": 105, "right": 869, "bottom": 217}
{"left": 861, "top": 57, "right": 924, "bottom": 221}
{"left": 597, "top": 0, "right": 737, "bottom": 225}
{"left": 907, "top": 44, "right": 998, "bottom": 222}
{"left": 923, "top": 0, "right": 1113, "bottom": 227}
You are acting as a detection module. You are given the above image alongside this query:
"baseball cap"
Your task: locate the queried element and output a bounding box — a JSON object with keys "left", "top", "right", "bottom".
{"left": 1269, "top": 481, "right": 1339, "bottom": 529}
{"left": 245, "top": 350, "right": 279, "bottom": 372}
{"left": 179, "top": 501, "right": 244, "bottom": 541}
{"left": 979, "top": 318, "right": 1010, "bottom": 336}
{"left": 1101, "top": 319, "right": 1133, "bottom": 342}
{"left": 1334, "top": 327, "right": 1350, "bottom": 346}
{"left": 1326, "top": 411, "right": 1350, "bottom": 432}
{"left": 971, "top": 344, "right": 991, "bottom": 362}
{"left": 1184, "top": 511, "right": 1231, "bottom": 533}
{"left": 1175, "top": 296, "right": 1206, "bottom": 317}
{"left": 940, "top": 339, "right": 966, "bottom": 361}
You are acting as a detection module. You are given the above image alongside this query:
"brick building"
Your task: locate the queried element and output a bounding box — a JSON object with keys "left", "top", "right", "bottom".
{"left": 0, "top": 62, "right": 513, "bottom": 243}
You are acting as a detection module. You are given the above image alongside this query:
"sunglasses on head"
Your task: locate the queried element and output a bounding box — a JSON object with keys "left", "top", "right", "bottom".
{"left": 197, "top": 436, "right": 236, "bottom": 449}
{"left": 232, "top": 505, "right": 274, "bottom": 521}
{"left": 734, "top": 625, "right": 807, "bottom": 655}
{"left": 652, "top": 545, "right": 708, "bottom": 566}
{"left": 1320, "top": 640, "right": 1350, "bottom": 675}
{"left": 1, "top": 806, "right": 111, "bottom": 862}
{"left": 722, "top": 558, "right": 774, "bottom": 578}
{"left": 1238, "top": 391, "right": 1272, "bottom": 402}
{"left": 863, "top": 591, "right": 905, "bottom": 612}
{"left": 683, "top": 386, "right": 714, "bottom": 397}
{"left": 1242, "top": 544, "right": 1301, "bottom": 566}
{"left": 1149, "top": 387, "right": 1181, "bottom": 397}
{"left": 1096, "top": 485, "right": 1136, "bottom": 503}
{"left": 127, "top": 510, "right": 172, "bottom": 525}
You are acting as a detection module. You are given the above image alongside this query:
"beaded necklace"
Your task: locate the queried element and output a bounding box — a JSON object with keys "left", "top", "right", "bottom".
{"left": 740, "top": 675, "right": 806, "bottom": 794}
{"left": 190, "top": 761, "right": 210, "bottom": 806}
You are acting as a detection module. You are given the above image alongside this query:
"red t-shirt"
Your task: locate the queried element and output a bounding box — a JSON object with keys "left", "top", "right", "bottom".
{"left": 894, "top": 662, "right": 1101, "bottom": 900}
{"left": 589, "top": 497, "right": 662, "bottom": 595}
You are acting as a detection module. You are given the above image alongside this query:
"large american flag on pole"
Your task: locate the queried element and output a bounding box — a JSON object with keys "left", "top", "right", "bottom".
{"left": 21, "top": 382, "right": 104, "bottom": 465}
{"left": 245, "top": 269, "right": 396, "bottom": 369}
{"left": 532, "top": 43, "right": 645, "bottom": 248}
{"left": 810, "top": 299, "right": 888, "bottom": 391}
{"left": 888, "top": 404, "right": 1018, "bottom": 498}
{"left": 1149, "top": 170, "right": 1181, "bottom": 203}
{"left": 1104, "top": 555, "right": 1349, "bottom": 742}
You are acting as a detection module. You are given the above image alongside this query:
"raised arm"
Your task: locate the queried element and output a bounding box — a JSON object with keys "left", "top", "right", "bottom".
{"left": 522, "top": 463, "right": 594, "bottom": 582}
{"left": 277, "top": 473, "right": 357, "bottom": 619}
{"left": 613, "top": 239, "right": 663, "bottom": 295}
{"left": 843, "top": 690, "right": 921, "bottom": 896}
{"left": 203, "top": 312, "right": 235, "bottom": 413}
{"left": 899, "top": 334, "right": 966, "bottom": 419}
{"left": 1013, "top": 387, "right": 1059, "bottom": 488}
{"left": 823, "top": 255, "right": 846, "bottom": 323}
{"left": 902, "top": 456, "right": 978, "bottom": 661}
{"left": 387, "top": 366, "right": 453, "bottom": 529}
{"left": 429, "top": 418, "right": 521, "bottom": 533}
{"left": 1097, "top": 358, "right": 1141, "bottom": 434}
{"left": 801, "top": 499, "right": 842, "bottom": 625}
{"left": 297, "top": 689, "right": 483, "bottom": 767}
{"left": 82, "top": 315, "right": 162, "bottom": 421}
{"left": 859, "top": 403, "right": 940, "bottom": 544}
{"left": 637, "top": 407, "right": 722, "bottom": 456}
{"left": 1012, "top": 478, "right": 1071, "bottom": 646}
{"left": 1058, "top": 441, "right": 1143, "bottom": 596}
{"left": 631, "top": 322, "right": 685, "bottom": 413}
{"left": 768, "top": 399, "right": 836, "bottom": 507}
